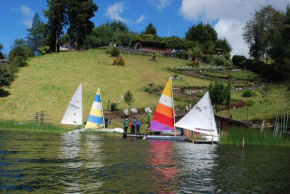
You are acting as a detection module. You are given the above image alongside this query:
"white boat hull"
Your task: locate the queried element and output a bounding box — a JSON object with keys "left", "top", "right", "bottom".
{"left": 201, "top": 136, "right": 219, "bottom": 143}
{"left": 144, "top": 135, "right": 186, "bottom": 141}
{"left": 67, "top": 128, "right": 124, "bottom": 134}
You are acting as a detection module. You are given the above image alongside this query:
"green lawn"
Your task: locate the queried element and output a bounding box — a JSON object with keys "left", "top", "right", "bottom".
{"left": 203, "top": 70, "right": 259, "bottom": 80}
{"left": 0, "top": 49, "right": 210, "bottom": 125}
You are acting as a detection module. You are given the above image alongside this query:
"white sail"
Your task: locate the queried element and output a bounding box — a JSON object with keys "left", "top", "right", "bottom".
{"left": 174, "top": 92, "right": 218, "bottom": 137}
{"left": 61, "top": 84, "right": 83, "bottom": 125}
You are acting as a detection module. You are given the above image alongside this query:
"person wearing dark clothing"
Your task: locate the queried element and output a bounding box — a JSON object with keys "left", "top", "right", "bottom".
{"left": 123, "top": 118, "right": 129, "bottom": 133}
{"left": 131, "top": 117, "right": 136, "bottom": 134}
{"left": 136, "top": 119, "right": 141, "bottom": 134}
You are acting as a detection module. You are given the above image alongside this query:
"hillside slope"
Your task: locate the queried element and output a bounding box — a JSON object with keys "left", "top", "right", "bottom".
{"left": 0, "top": 49, "right": 210, "bottom": 125}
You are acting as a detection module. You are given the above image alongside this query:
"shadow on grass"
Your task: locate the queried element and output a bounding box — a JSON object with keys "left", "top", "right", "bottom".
{"left": 0, "top": 88, "right": 11, "bottom": 97}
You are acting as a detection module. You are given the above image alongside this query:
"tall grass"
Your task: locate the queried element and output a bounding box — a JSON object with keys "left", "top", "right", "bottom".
{"left": 220, "top": 128, "right": 290, "bottom": 147}
{"left": 0, "top": 120, "right": 68, "bottom": 133}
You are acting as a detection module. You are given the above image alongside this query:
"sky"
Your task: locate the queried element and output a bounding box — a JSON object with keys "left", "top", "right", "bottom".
{"left": 0, "top": 0, "right": 289, "bottom": 57}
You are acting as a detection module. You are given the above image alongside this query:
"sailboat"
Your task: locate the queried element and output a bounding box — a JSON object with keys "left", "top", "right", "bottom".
{"left": 144, "top": 78, "right": 186, "bottom": 141}
{"left": 62, "top": 85, "right": 123, "bottom": 134}
{"left": 174, "top": 91, "right": 219, "bottom": 143}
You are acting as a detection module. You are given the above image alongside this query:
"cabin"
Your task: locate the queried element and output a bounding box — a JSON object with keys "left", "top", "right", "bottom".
{"left": 177, "top": 115, "right": 256, "bottom": 138}
{"left": 133, "top": 41, "right": 170, "bottom": 53}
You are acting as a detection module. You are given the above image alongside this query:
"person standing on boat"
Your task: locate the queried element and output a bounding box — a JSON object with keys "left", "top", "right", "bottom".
{"left": 131, "top": 117, "right": 137, "bottom": 134}
{"left": 123, "top": 118, "right": 129, "bottom": 133}
{"left": 136, "top": 119, "right": 141, "bottom": 134}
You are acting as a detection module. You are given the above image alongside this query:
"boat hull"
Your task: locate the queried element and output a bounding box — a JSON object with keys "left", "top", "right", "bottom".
{"left": 145, "top": 135, "right": 186, "bottom": 141}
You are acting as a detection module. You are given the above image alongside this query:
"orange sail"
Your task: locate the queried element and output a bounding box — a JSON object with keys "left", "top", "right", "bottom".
{"left": 149, "top": 78, "right": 175, "bottom": 131}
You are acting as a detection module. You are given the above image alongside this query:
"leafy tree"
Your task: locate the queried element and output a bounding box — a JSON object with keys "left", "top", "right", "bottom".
{"left": 243, "top": 5, "right": 284, "bottom": 59}
{"left": 43, "top": 0, "right": 67, "bottom": 52}
{"left": 27, "top": 13, "right": 47, "bottom": 53}
{"left": 67, "top": 0, "right": 98, "bottom": 50}
{"left": 215, "top": 38, "right": 232, "bottom": 53}
{"left": 185, "top": 22, "right": 217, "bottom": 44}
{"left": 208, "top": 81, "right": 227, "bottom": 113}
{"left": 124, "top": 90, "right": 135, "bottom": 110}
{"left": 187, "top": 47, "right": 202, "bottom": 66}
{"left": 150, "top": 51, "right": 158, "bottom": 61}
{"left": 143, "top": 23, "right": 157, "bottom": 36}
{"left": 0, "top": 64, "right": 15, "bottom": 88}
{"left": 9, "top": 38, "right": 34, "bottom": 67}
{"left": 0, "top": 42, "right": 4, "bottom": 59}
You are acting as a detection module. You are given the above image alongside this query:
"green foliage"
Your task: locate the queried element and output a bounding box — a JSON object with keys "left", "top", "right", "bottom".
{"left": 9, "top": 38, "right": 34, "bottom": 67}
{"left": 225, "top": 53, "right": 231, "bottom": 60}
{"left": 202, "top": 40, "right": 215, "bottom": 54}
{"left": 232, "top": 55, "right": 247, "bottom": 66}
{"left": 39, "top": 46, "right": 50, "bottom": 55}
{"left": 187, "top": 46, "right": 202, "bottom": 66}
{"left": 110, "top": 103, "right": 117, "bottom": 111}
{"left": 27, "top": 13, "right": 47, "bottom": 53}
{"left": 246, "top": 100, "right": 255, "bottom": 107}
{"left": 145, "top": 87, "right": 152, "bottom": 93}
{"left": 124, "top": 90, "right": 135, "bottom": 108}
{"left": 176, "top": 53, "right": 188, "bottom": 60}
{"left": 208, "top": 81, "right": 228, "bottom": 113}
{"left": 110, "top": 47, "right": 120, "bottom": 57}
{"left": 150, "top": 51, "right": 158, "bottom": 61}
{"left": 242, "top": 90, "right": 255, "bottom": 97}
{"left": 0, "top": 64, "right": 15, "bottom": 88}
{"left": 113, "top": 56, "right": 125, "bottom": 66}
{"left": 185, "top": 22, "right": 217, "bottom": 44}
{"left": 220, "top": 128, "right": 290, "bottom": 146}
{"left": 215, "top": 38, "right": 232, "bottom": 53}
{"left": 142, "top": 23, "right": 157, "bottom": 36}
{"left": 0, "top": 42, "right": 4, "bottom": 59}
{"left": 246, "top": 59, "right": 278, "bottom": 79}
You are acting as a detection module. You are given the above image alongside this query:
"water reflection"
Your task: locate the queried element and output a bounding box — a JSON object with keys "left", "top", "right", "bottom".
{"left": 59, "top": 133, "right": 103, "bottom": 193}
{"left": 148, "top": 140, "right": 179, "bottom": 193}
{"left": 175, "top": 143, "right": 217, "bottom": 193}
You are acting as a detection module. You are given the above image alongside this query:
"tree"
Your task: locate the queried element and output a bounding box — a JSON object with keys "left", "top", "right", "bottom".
{"left": 150, "top": 51, "right": 158, "bottom": 61}
{"left": 0, "top": 42, "right": 4, "bottom": 59}
{"left": 215, "top": 38, "right": 232, "bottom": 53}
{"left": 67, "top": 0, "right": 98, "bottom": 50}
{"left": 243, "top": 5, "right": 284, "bottom": 59}
{"left": 43, "top": 0, "right": 67, "bottom": 52}
{"left": 208, "top": 81, "right": 227, "bottom": 113}
{"left": 0, "top": 64, "right": 15, "bottom": 88}
{"left": 9, "top": 38, "right": 34, "bottom": 67}
{"left": 124, "top": 90, "right": 135, "bottom": 110}
{"left": 27, "top": 13, "right": 47, "bottom": 53}
{"left": 143, "top": 23, "right": 157, "bottom": 36}
{"left": 187, "top": 47, "right": 202, "bottom": 66}
{"left": 185, "top": 22, "right": 217, "bottom": 44}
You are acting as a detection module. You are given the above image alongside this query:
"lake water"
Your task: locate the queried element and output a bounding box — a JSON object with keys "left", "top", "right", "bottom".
{"left": 1, "top": 131, "right": 290, "bottom": 193}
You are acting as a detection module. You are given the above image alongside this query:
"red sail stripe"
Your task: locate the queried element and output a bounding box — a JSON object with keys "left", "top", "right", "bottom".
{"left": 153, "top": 112, "right": 174, "bottom": 128}
{"left": 155, "top": 103, "right": 174, "bottom": 119}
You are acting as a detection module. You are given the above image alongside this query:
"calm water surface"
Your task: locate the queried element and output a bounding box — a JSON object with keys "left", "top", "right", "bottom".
{"left": 0, "top": 131, "right": 290, "bottom": 193}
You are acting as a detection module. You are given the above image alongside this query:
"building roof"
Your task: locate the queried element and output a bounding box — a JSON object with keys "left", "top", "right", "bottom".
{"left": 215, "top": 115, "right": 256, "bottom": 127}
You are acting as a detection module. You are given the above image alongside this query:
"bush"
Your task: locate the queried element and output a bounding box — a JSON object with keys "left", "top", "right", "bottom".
{"left": 225, "top": 52, "right": 231, "bottom": 60}
{"left": 246, "top": 100, "right": 255, "bottom": 107}
{"left": 113, "top": 56, "right": 125, "bottom": 66}
{"left": 201, "top": 54, "right": 212, "bottom": 63}
{"left": 176, "top": 53, "right": 188, "bottom": 60}
{"left": 232, "top": 55, "right": 247, "bottom": 66}
{"left": 110, "top": 47, "right": 120, "bottom": 57}
{"left": 39, "top": 46, "right": 50, "bottom": 55}
{"left": 110, "top": 103, "right": 117, "bottom": 111}
{"left": 242, "top": 90, "right": 255, "bottom": 97}
{"left": 145, "top": 87, "right": 152, "bottom": 93}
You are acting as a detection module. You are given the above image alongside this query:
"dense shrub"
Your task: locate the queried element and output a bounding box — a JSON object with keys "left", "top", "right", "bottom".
{"left": 113, "top": 56, "right": 125, "bottom": 66}
{"left": 245, "top": 59, "right": 278, "bottom": 79}
{"left": 110, "top": 47, "right": 120, "bottom": 57}
{"left": 145, "top": 87, "right": 152, "bottom": 93}
{"left": 201, "top": 54, "right": 212, "bottom": 63}
{"left": 176, "top": 53, "right": 188, "bottom": 60}
{"left": 246, "top": 100, "right": 255, "bottom": 107}
{"left": 242, "top": 90, "right": 255, "bottom": 97}
{"left": 232, "top": 55, "right": 247, "bottom": 66}
{"left": 110, "top": 103, "right": 117, "bottom": 111}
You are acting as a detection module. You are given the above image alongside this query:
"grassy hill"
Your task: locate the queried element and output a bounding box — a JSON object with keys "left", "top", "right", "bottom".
{"left": 1, "top": 49, "right": 289, "bottom": 128}
{"left": 0, "top": 49, "right": 210, "bottom": 126}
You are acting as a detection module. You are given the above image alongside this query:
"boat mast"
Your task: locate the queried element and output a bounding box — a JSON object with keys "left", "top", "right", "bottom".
{"left": 170, "top": 78, "right": 176, "bottom": 137}
{"left": 99, "top": 88, "right": 105, "bottom": 129}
